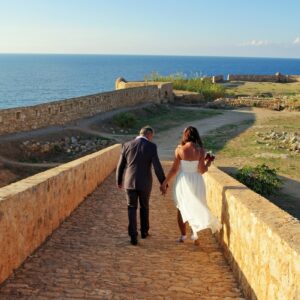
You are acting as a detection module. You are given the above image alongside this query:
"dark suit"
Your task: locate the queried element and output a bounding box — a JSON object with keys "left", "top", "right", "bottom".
{"left": 116, "top": 137, "right": 165, "bottom": 238}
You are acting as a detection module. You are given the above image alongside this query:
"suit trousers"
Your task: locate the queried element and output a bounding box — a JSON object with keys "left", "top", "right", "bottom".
{"left": 125, "top": 189, "right": 151, "bottom": 237}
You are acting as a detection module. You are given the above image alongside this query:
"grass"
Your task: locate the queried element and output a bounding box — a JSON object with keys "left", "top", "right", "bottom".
{"left": 203, "top": 114, "right": 300, "bottom": 218}
{"left": 110, "top": 104, "right": 222, "bottom": 134}
{"left": 205, "top": 116, "right": 300, "bottom": 181}
{"left": 224, "top": 81, "right": 300, "bottom": 97}
{"left": 146, "top": 72, "right": 226, "bottom": 100}
{"left": 202, "top": 121, "right": 253, "bottom": 153}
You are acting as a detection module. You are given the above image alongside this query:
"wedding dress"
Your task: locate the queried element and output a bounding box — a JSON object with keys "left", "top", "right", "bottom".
{"left": 173, "top": 160, "right": 221, "bottom": 239}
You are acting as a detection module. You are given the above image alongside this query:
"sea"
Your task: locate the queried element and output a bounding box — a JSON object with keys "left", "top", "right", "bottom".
{"left": 1, "top": 54, "right": 300, "bottom": 109}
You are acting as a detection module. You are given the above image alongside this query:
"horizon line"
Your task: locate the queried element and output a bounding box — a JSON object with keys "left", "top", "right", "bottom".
{"left": 1, "top": 52, "right": 300, "bottom": 60}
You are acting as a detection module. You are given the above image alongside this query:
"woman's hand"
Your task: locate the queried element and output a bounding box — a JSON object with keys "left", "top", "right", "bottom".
{"left": 160, "top": 180, "right": 168, "bottom": 195}
{"left": 205, "top": 160, "right": 212, "bottom": 168}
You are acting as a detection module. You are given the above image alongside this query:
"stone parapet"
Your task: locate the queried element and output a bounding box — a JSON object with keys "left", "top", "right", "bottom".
{"left": 227, "top": 73, "right": 289, "bottom": 83}
{"left": 0, "top": 144, "right": 121, "bottom": 284}
{"left": 115, "top": 78, "right": 174, "bottom": 103}
{"left": 206, "top": 97, "right": 300, "bottom": 111}
{"left": 204, "top": 166, "right": 300, "bottom": 300}
{"left": 287, "top": 75, "right": 300, "bottom": 82}
{"left": 0, "top": 86, "right": 159, "bottom": 136}
{"left": 212, "top": 75, "right": 224, "bottom": 83}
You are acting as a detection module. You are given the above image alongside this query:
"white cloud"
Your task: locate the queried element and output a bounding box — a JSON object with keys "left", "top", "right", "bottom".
{"left": 293, "top": 37, "right": 300, "bottom": 45}
{"left": 239, "top": 40, "right": 270, "bottom": 47}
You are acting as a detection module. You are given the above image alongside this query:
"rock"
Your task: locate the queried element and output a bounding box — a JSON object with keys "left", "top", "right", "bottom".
{"left": 41, "top": 144, "right": 51, "bottom": 153}
{"left": 64, "top": 136, "right": 70, "bottom": 143}
{"left": 71, "top": 136, "right": 77, "bottom": 144}
{"left": 290, "top": 137, "right": 297, "bottom": 143}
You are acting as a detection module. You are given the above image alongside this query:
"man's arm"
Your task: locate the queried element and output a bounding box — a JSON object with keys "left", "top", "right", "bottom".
{"left": 152, "top": 144, "right": 166, "bottom": 184}
{"left": 116, "top": 145, "right": 127, "bottom": 188}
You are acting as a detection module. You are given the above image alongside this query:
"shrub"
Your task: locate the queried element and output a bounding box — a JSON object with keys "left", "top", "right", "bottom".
{"left": 113, "top": 112, "right": 137, "bottom": 128}
{"left": 236, "top": 164, "right": 282, "bottom": 197}
{"left": 146, "top": 72, "right": 225, "bottom": 100}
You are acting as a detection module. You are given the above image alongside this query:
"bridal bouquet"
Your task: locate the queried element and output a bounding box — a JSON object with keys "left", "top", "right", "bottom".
{"left": 205, "top": 151, "right": 215, "bottom": 162}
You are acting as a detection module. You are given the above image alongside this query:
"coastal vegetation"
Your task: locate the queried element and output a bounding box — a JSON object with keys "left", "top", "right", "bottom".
{"left": 236, "top": 164, "right": 282, "bottom": 197}
{"left": 146, "top": 73, "right": 226, "bottom": 100}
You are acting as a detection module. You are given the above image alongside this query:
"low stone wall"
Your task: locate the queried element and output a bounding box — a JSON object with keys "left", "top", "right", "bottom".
{"left": 227, "top": 74, "right": 288, "bottom": 83}
{"left": 206, "top": 97, "right": 300, "bottom": 111}
{"left": 0, "top": 86, "right": 159, "bottom": 136}
{"left": 204, "top": 166, "right": 300, "bottom": 300}
{"left": 0, "top": 144, "right": 121, "bottom": 284}
{"left": 288, "top": 75, "right": 300, "bottom": 82}
{"left": 212, "top": 75, "right": 224, "bottom": 83}
{"left": 115, "top": 78, "right": 174, "bottom": 103}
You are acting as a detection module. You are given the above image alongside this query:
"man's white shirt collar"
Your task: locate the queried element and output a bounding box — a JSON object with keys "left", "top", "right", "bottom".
{"left": 135, "top": 136, "right": 149, "bottom": 141}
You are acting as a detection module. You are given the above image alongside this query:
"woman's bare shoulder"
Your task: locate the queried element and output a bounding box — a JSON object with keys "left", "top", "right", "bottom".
{"left": 175, "top": 145, "right": 182, "bottom": 158}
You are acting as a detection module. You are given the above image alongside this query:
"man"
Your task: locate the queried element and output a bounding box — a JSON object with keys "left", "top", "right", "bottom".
{"left": 116, "top": 126, "right": 166, "bottom": 245}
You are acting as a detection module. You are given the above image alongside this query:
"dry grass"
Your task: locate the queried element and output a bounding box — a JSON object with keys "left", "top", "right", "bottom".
{"left": 224, "top": 81, "right": 300, "bottom": 97}
{"left": 207, "top": 115, "right": 300, "bottom": 180}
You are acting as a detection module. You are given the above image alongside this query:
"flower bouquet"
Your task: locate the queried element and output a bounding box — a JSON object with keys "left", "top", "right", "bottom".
{"left": 205, "top": 151, "right": 215, "bottom": 162}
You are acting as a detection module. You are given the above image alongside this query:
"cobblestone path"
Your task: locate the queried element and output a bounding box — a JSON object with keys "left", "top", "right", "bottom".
{"left": 0, "top": 170, "right": 244, "bottom": 299}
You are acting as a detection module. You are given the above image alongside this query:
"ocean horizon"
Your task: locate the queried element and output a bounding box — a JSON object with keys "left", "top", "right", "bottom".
{"left": 1, "top": 53, "right": 300, "bottom": 109}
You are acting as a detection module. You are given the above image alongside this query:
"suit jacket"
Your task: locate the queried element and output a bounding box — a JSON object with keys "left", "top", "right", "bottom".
{"left": 116, "top": 137, "right": 165, "bottom": 191}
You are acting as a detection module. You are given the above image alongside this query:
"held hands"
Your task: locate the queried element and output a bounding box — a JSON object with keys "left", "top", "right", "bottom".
{"left": 160, "top": 180, "right": 168, "bottom": 196}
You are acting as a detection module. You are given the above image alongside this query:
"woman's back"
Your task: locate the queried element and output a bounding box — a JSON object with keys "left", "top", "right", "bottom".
{"left": 176, "top": 142, "right": 204, "bottom": 161}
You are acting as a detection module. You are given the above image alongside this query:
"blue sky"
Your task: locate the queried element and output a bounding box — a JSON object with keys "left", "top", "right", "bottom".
{"left": 1, "top": 0, "right": 300, "bottom": 58}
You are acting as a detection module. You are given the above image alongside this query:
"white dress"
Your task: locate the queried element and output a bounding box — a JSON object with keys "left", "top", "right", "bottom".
{"left": 173, "top": 160, "right": 221, "bottom": 239}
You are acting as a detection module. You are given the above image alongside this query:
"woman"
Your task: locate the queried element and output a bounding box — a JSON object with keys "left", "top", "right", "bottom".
{"left": 161, "top": 126, "right": 221, "bottom": 245}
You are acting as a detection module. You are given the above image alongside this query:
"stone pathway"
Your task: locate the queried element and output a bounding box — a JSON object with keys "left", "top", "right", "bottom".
{"left": 0, "top": 168, "right": 244, "bottom": 299}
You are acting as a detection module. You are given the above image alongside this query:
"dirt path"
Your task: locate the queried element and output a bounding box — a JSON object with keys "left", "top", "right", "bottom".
{"left": 155, "top": 107, "right": 256, "bottom": 159}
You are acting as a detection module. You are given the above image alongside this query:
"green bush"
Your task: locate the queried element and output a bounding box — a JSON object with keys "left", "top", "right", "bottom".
{"left": 236, "top": 164, "right": 282, "bottom": 197}
{"left": 113, "top": 112, "right": 137, "bottom": 128}
{"left": 145, "top": 72, "right": 225, "bottom": 100}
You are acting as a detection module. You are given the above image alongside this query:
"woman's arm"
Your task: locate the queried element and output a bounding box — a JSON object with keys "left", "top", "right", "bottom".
{"left": 198, "top": 148, "right": 211, "bottom": 174}
{"left": 161, "top": 148, "right": 181, "bottom": 190}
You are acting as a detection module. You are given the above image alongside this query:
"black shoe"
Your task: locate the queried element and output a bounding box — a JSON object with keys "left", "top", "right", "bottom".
{"left": 130, "top": 236, "right": 138, "bottom": 245}
{"left": 141, "top": 232, "right": 148, "bottom": 239}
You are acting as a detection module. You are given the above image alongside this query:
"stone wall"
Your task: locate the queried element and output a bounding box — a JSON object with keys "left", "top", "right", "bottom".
{"left": 206, "top": 97, "right": 300, "bottom": 111}
{"left": 288, "top": 75, "right": 300, "bottom": 82}
{"left": 227, "top": 73, "right": 289, "bottom": 83}
{"left": 115, "top": 78, "right": 174, "bottom": 103}
{"left": 204, "top": 166, "right": 300, "bottom": 300}
{"left": 0, "top": 86, "right": 159, "bottom": 136}
{"left": 212, "top": 75, "right": 224, "bottom": 83}
{"left": 0, "top": 144, "right": 121, "bottom": 284}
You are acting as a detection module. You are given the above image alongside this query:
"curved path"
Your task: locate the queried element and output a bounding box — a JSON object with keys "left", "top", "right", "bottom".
{"left": 155, "top": 107, "right": 255, "bottom": 159}
{"left": 0, "top": 170, "right": 244, "bottom": 299}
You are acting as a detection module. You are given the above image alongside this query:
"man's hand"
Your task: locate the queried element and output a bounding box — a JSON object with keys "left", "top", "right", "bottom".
{"left": 117, "top": 184, "right": 123, "bottom": 189}
{"left": 160, "top": 181, "right": 168, "bottom": 195}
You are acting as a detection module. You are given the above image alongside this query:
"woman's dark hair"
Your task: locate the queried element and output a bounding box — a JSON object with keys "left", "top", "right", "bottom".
{"left": 181, "top": 126, "right": 203, "bottom": 147}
